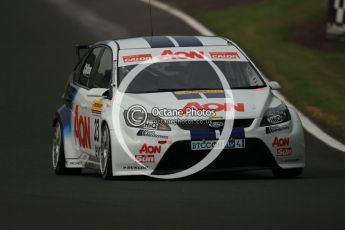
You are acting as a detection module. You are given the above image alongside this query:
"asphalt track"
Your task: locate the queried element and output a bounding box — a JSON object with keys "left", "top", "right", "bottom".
{"left": 0, "top": 0, "right": 345, "bottom": 229}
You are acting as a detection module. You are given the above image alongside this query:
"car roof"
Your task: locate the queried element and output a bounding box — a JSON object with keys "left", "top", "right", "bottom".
{"left": 113, "top": 36, "right": 232, "bottom": 50}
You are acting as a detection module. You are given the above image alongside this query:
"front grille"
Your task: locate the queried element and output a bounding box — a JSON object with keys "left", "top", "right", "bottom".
{"left": 152, "top": 138, "right": 277, "bottom": 175}
{"left": 177, "top": 119, "right": 254, "bottom": 130}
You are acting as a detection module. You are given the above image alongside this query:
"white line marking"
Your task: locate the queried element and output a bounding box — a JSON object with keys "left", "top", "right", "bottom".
{"left": 48, "top": 0, "right": 129, "bottom": 38}
{"left": 141, "top": 0, "right": 345, "bottom": 152}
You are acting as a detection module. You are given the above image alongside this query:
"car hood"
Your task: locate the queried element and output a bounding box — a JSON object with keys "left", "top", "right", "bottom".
{"left": 116, "top": 87, "right": 272, "bottom": 119}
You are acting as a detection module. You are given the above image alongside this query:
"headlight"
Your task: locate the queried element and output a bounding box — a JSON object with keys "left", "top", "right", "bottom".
{"left": 124, "top": 111, "right": 171, "bottom": 131}
{"left": 260, "top": 104, "right": 291, "bottom": 126}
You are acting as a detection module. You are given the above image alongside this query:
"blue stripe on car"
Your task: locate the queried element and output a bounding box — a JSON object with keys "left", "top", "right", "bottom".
{"left": 228, "top": 128, "right": 245, "bottom": 138}
{"left": 58, "top": 106, "right": 72, "bottom": 137}
{"left": 58, "top": 79, "right": 79, "bottom": 137}
{"left": 191, "top": 128, "right": 245, "bottom": 140}
{"left": 190, "top": 130, "right": 217, "bottom": 140}
{"left": 172, "top": 36, "right": 203, "bottom": 47}
{"left": 143, "top": 36, "right": 175, "bottom": 48}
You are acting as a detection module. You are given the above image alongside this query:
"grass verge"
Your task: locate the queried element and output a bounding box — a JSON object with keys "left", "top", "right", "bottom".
{"left": 165, "top": 0, "right": 345, "bottom": 142}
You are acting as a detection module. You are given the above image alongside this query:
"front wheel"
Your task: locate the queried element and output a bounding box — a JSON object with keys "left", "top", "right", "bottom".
{"left": 99, "top": 123, "right": 113, "bottom": 180}
{"left": 272, "top": 168, "right": 303, "bottom": 178}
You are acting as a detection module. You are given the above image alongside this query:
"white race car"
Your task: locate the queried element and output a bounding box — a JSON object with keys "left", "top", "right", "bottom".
{"left": 52, "top": 36, "right": 305, "bottom": 179}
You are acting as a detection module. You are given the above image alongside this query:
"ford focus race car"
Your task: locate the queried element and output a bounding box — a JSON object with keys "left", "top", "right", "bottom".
{"left": 52, "top": 36, "right": 305, "bottom": 179}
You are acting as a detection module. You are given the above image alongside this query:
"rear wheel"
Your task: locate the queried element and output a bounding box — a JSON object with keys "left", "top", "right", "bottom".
{"left": 272, "top": 168, "right": 303, "bottom": 178}
{"left": 99, "top": 123, "right": 113, "bottom": 180}
{"left": 52, "top": 121, "right": 81, "bottom": 175}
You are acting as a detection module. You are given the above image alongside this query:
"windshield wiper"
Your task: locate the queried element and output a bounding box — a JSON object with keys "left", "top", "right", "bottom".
{"left": 231, "top": 85, "right": 267, "bottom": 89}
{"left": 127, "top": 88, "right": 224, "bottom": 94}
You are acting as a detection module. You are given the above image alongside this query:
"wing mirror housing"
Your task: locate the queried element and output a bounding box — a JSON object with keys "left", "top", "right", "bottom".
{"left": 87, "top": 88, "right": 111, "bottom": 99}
{"left": 268, "top": 81, "right": 281, "bottom": 90}
{"left": 76, "top": 44, "right": 90, "bottom": 60}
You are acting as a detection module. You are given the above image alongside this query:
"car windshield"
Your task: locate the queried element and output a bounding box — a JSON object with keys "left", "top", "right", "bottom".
{"left": 118, "top": 61, "right": 266, "bottom": 93}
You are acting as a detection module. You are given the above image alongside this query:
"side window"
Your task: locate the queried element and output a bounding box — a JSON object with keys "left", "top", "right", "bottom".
{"left": 88, "top": 47, "right": 113, "bottom": 89}
{"left": 77, "top": 47, "right": 104, "bottom": 87}
{"left": 73, "top": 53, "right": 88, "bottom": 83}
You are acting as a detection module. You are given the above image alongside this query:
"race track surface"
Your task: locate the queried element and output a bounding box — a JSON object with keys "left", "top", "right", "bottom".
{"left": 0, "top": 0, "right": 344, "bottom": 229}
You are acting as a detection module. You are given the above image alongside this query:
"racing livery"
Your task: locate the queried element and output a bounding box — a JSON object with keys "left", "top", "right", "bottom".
{"left": 52, "top": 36, "right": 305, "bottom": 179}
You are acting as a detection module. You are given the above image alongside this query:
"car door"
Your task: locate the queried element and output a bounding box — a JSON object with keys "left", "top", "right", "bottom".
{"left": 72, "top": 47, "right": 104, "bottom": 157}
{"left": 86, "top": 46, "right": 113, "bottom": 158}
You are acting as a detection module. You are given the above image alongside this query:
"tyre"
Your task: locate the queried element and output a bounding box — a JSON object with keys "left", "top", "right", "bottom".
{"left": 272, "top": 168, "right": 303, "bottom": 178}
{"left": 99, "top": 123, "right": 113, "bottom": 180}
{"left": 52, "top": 120, "right": 81, "bottom": 175}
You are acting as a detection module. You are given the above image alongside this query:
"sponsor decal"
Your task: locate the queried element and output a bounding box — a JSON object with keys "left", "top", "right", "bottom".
{"left": 122, "top": 54, "right": 152, "bottom": 63}
{"left": 191, "top": 139, "right": 245, "bottom": 151}
{"left": 182, "top": 102, "right": 244, "bottom": 113}
{"left": 82, "top": 63, "right": 92, "bottom": 75}
{"left": 208, "top": 120, "right": 224, "bottom": 129}
{"left": 139, "top": 144, "right": 161, "bottom": 154}
{"left": 174, "top": 90, "right": 224, "bottom": 95}
{"left": 158, "top": 140, "right": 173, "bottom": 145}
{"left": 173, "top": 90, "right": 226, "bottom": 100}
{"left": 67, "top": 160, "right": 82, "bottom": 166}
{"left": 142, "top": 120, "right": 160, "bottom": 130}
{"left": 160, "top": 50, "right": 205, "bottom": 60}
{"left": 209, "top": 52, "right": 240, "bottom": 60}
{"left": 91, "top": 100, "right": 104, "bottom": 114}
{"left": 272, "top": 137, "right": 289, "bottom": 148}
{"left": 266, "top": 110, "right": 287, "bottom": 125}
{"left": 135, "top": 155, "right": 155, "bottom": 163}
{"left": 123, "top": 165, "right": 148, "bottom": 170}
{"left": 266, "top": 124, "right": 289, "bottom": 134}
{"left": 74, "top": 105, "right": 91, "bottom": 149}
{"left": 135, "top": 143, "right": 162, "bottom": 163}
{"left": 137, "top": 130, "right": 169, "bottom": 139}
{"left": 277, "top": 148, "right": 293, "bottom": 156}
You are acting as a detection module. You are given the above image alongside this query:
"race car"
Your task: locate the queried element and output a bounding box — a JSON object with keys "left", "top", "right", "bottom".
{"left": 52, "top": 36, "right": 305, "bottom": 179}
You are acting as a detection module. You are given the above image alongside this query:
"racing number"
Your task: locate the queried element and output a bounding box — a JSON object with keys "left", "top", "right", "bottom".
{"left": 235, "top": 139, "right": 245, "bottom": 149}
{"left": 94, "top": 119, "right": 100, "bottom": 142}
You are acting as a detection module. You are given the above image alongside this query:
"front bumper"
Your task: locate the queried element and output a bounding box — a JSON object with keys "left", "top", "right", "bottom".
{"left": 111, "top": 110, "right": 305, "bottom": 176}
{"left": 152, "top": 138, "right": 278, "bottom": 175}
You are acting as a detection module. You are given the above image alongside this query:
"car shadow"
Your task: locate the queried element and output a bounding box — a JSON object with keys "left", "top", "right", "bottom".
{"left": 80, "top": 169, "right": 305, "bottom": 181}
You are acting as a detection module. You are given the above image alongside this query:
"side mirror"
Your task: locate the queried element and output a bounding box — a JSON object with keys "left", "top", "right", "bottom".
{"left": 87, "top": 88, "right": 109, "bottom": 98}
{"left": 268, "top": 81, "right": 281, "bottom": 90}
{"left": 76, "top": 44, "right": 90, "bottom": 60}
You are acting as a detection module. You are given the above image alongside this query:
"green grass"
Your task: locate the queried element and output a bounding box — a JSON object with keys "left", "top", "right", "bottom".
{"left": 196, "top": 0, "right": 345, "bottom": 141}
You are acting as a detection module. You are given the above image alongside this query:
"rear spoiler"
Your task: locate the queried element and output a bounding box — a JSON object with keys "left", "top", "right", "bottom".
{"left": 76, "top": 44, "right": 90, "bottom": 60}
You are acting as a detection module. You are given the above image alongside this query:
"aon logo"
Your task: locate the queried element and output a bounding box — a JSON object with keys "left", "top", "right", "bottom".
{"left": 74, "top": 105, "right": 91, "bottom": 149}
